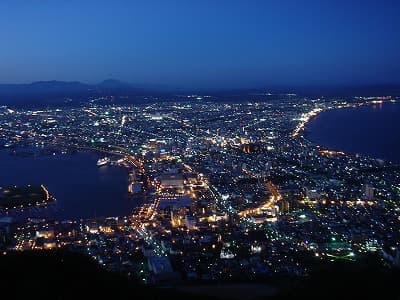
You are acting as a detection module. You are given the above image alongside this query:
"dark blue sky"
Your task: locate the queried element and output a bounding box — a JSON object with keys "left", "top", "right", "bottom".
{"left": 0, "top": 0, "right": 399, "bottom": 88}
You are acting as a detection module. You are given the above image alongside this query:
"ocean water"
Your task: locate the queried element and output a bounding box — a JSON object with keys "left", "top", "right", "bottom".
{"left": 306, "top": 102, "right": 400, "bottom": 164}
{"left": 0, "top": 150, "right": 136, "bottom": 219}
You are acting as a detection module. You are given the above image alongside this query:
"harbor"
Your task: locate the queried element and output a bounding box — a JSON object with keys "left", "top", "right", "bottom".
{"left": 0, "top": 149, "right": 136, "bottom": 220}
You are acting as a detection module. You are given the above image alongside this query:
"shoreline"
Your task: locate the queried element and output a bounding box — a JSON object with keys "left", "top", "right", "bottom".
{"left": 299, "top": 100, "right": 399, "bottom": 164}
{"left": 0, "top": 147, "right": 136, "bottom": 222}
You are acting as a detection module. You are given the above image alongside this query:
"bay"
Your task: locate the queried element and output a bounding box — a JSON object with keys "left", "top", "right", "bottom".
{"left": 306, "top": 102, "right": 400, "bottom": 164}
{"left": 0, "top": 150, "right": 135, "bottom": 220}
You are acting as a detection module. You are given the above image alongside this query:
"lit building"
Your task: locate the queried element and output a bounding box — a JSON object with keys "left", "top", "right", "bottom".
{"left": 160, "top": 173, "right": 184, "bottom": 189}
{"left": 185, "top": 215, "right": 197, "bottom": 230}
{"left": 363, "top": 184, "right": 374, "bottom": 200}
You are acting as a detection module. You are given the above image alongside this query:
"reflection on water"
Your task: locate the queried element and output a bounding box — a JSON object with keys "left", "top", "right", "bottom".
{"left": 0, "top": 149, "right": 137, "bottom": 219}
{"left": 306, "top": 102, "right": 400, "bottom": 164}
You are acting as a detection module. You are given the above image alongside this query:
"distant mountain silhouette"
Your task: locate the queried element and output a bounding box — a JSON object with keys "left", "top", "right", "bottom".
{"left": 0, "top": 80, "right": 399, "bottom": 105}
{"left": 96, "top": 79, "right": 133, "bottom": 89}
{"left": 0, "top": 80, "right": 90, "bottom": 99}
{"left": 0, "top": 80, "right": 89, "bottom": 94}
{"left": 0, "top": 80, "right": 149, "bottom": 104}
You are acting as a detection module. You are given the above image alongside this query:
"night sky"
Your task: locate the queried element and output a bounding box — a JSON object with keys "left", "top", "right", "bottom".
{"left": 0, "top": 0, "right": 399, "bottom": 89}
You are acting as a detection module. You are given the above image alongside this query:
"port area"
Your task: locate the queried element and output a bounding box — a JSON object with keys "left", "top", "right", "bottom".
{"left": 0, "top": 185, "right": 54, "bottom": 210}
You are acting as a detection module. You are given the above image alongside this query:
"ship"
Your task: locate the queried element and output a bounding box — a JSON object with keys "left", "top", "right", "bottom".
{"left": 97, "top": 157, "right": 110, "bottom": 166}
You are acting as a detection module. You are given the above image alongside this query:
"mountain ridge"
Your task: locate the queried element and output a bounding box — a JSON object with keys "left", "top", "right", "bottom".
{"left": 0, "top": 80, "right": 400, "bottom": 104}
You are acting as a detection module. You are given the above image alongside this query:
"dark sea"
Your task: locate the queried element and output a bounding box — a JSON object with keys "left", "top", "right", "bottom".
{"left": 0, "top": 150, "right": 136, "bottom": 220}
{"left": 306, "top": 102, "right": 400, "bottom": 164}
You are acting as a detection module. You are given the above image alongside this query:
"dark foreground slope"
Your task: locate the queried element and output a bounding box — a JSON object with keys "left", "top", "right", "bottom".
{"left": 0, "top": 249, "right": 198, "bottom": 300}
{"left": 271, "top": 255, "right": 400, "bottom": 300}
{"left": 0, "top": 250, "right": 399, "bottom": 300}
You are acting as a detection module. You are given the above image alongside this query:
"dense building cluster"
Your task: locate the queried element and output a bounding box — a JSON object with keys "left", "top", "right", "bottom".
{"left": 0, "top": 95, "right": 399, "bottom": 284}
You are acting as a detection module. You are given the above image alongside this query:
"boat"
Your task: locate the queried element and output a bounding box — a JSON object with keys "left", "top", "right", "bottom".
{"left": 97, "top": 157, "right": 110, "bottom": 166}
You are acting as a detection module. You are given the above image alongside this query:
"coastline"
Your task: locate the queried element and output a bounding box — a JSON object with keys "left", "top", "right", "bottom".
{"left": 0, "top": 147, "right": 135, "bottom": 220}
{"left": 299, "top": 99, "right": 399, "bottom": 164}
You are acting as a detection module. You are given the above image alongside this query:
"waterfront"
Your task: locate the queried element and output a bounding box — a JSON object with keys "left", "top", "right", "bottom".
{"left": 0, "top": 149, "right": 135, "bottom": 220}
{"left": 306, "top": 102, "right": 400, "bottom": 164}
{"left": 1, "top": 98, "right": 400, "bottom": 284}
